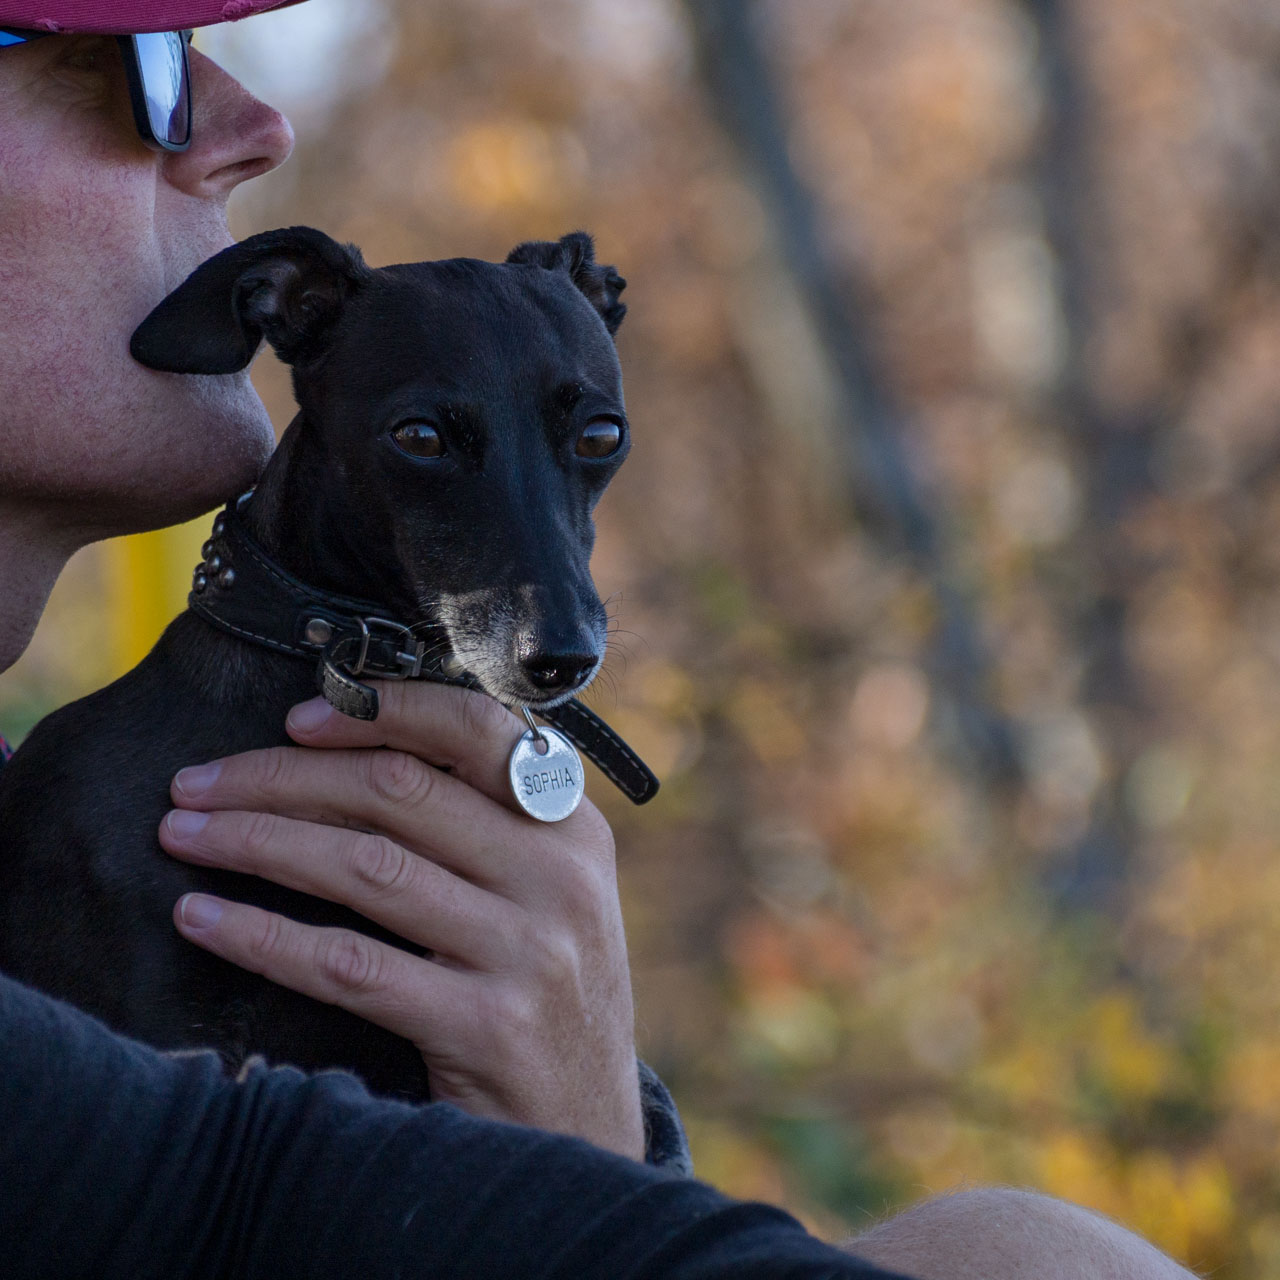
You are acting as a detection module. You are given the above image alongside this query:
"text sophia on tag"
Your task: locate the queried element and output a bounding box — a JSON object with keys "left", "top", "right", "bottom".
{"left": 508, "top": 724, "right": 585, "bottom": 821}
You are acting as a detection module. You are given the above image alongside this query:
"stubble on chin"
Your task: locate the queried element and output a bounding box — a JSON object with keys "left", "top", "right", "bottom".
{"left": 166, "top": 368, "right": 278, "bottom": 511}
{"left": 73, "top": 365, "right": 280, "bottom": 537}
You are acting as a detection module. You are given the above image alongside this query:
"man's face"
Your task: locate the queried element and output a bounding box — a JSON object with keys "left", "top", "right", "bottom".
{"left": 0, "top": 33, "right": 294, "bottom": 541}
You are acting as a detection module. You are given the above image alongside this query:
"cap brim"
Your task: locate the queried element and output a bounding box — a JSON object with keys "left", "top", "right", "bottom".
{"left": 0, "top": 0, "right": 306, "bottom": 34}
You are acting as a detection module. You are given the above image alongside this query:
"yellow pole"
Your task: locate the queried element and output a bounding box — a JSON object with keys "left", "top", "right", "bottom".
{"left": 104, "top": 516, "right": 209, "bottom": 679}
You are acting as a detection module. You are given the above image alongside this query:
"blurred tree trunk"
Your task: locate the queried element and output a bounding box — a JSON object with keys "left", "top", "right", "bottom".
{"left": 1022, "top": 0, "right": 1280, "bottom": 908}
{"left": 1021, "top": 0, "right": 1148, "bottom": 907}
{"left": 680, "top": 0, "right": 1021, "bottom": 787}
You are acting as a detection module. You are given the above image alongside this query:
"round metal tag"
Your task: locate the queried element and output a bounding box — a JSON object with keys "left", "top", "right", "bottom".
{"left": 508, "top": 725, "right": 585, "bottom": 822}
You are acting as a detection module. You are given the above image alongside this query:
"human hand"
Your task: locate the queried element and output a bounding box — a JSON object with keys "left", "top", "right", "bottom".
{"left": 157, "top": 683, "right": 645, "bottom": 1161}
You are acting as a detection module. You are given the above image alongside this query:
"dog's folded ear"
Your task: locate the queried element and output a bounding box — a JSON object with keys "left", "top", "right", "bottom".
{"left": 130, "top": 226, "right": 370, "bottom": 375}
{"left": 505, "top": 231, "right": 627, "bottom": 337}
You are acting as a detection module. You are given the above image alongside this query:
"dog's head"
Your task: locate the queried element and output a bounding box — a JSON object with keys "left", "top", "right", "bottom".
{"left": 131, "top": 226, "right": 630, "bottom": 709}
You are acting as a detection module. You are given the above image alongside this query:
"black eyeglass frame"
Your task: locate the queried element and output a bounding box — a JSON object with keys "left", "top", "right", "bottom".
{"left": 0, "top": 26, "right": 194, "bottom": 153}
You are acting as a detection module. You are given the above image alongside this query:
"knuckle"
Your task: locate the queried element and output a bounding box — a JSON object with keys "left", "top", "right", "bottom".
{"left": 523, "top": 919, "right": 581, "bottom": 987}
{"left": 239, "top": 810, "right": 279, "bottom": 862}
{"left": 349, "top": 833, "right": 414, "bottom": 897}
{"left": 254, "top": 747, "right": 295, "bottom": 795}
{"left": 490, "top": 982, "right": 537, "bottom": 1038}
{"left": 246, "top": 909, "right": 288, "bottom": 969}
{"left": 556, "top": 856, "right": 609, "bottom": 922}
{"left": 571, "top": 802, "right": 615, "bottom": 859}
{"left": 319, "top": 930, "right": 385, "bottom": 994}
{"left": 366, "top": 749, "right": 434, "bottom": 808}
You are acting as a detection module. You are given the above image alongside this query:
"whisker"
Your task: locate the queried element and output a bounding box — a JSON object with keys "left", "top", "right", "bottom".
{"left": 582, "top": 668, "right": 620, "bottom": 710}
{"left": 594, "top": 647, "right": 626, "bottom": 705}
{"left": 603, "top": 634, "right": 634, "bottom": 674}
{"left": 601, "top": 669, "right": 621, "bottom": 707}
{"left": 605, "top": 622, "right": 650, "bottom": 657}
{"left": 407, "top": 617, "right": 446, "bottom": 638}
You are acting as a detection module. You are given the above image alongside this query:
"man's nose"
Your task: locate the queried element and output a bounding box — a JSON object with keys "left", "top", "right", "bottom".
{"left": 162, "top": 49, "right": 294, "bottom": 201}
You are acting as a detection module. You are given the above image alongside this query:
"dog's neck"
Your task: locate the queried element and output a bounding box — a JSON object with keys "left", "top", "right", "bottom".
{"left": 239, "top": 415, "right": 410, "bottom": 617}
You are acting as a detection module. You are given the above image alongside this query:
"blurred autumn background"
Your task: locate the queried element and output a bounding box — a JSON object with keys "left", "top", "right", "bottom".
{"left": 9, "top": 0, "right": 1280, "bottom": 1269}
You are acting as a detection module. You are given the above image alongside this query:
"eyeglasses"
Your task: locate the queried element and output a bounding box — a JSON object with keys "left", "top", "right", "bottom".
{"left": 0, "top": 28, "right": 193, "bottom": 152}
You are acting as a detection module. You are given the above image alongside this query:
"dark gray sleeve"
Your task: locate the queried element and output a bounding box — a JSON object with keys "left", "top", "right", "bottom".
{"left": 0, "top": 971, "right": 910, "bottom": 1280}
{"left": 638, "top": 1058, "right": 694, "bottom": 1175}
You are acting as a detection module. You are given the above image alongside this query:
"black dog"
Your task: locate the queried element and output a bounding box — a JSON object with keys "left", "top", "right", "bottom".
{"left": 0, "top": 226, "right": 634, "bottom": 1099}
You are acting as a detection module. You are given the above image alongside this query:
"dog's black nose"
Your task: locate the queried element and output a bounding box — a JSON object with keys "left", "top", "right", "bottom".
{"left": 522, "top": 652, "right": 597, "bottom": 695}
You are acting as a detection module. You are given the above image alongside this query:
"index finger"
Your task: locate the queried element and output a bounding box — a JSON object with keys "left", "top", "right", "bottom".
{"left": 285, "top": 682, "right": 528, "bottom": 810}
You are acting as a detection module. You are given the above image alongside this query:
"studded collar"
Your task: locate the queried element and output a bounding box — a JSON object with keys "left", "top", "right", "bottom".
{"left": 188, "top": 494, "right": 660, "bottom": 806}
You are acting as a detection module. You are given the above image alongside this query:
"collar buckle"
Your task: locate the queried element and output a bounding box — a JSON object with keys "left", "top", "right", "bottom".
{"left": 350, "top": 616, "right": 426, "bottom": 680}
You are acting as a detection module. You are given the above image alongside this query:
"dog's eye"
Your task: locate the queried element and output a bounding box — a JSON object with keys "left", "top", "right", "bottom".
{"left": 576, "top": 419, "right": 624, "bottom": 459}
{"left": 390, "top": 421, "right": 446, "bottom": 459}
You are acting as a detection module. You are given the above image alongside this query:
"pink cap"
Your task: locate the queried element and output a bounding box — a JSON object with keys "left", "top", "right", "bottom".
{"left": 0, "top": 0, "right": 305, "bottom": 34}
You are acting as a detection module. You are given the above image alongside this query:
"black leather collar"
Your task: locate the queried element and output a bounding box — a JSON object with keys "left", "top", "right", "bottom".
{"left": 188, "top": 494, "right": 659, "bottom": 805}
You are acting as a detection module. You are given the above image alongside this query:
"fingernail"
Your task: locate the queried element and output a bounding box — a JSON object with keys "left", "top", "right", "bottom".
{"left": 287, "top": 698, "right": 332, "bottom": 734}
{"left": 178, "top": 893, "right": 223, "bottom": 930}
{"left": 174, "top": 762, "right": 221, "bottom": 798}
{"left": 165, "top": 810, "right": 209, "bottom": 840}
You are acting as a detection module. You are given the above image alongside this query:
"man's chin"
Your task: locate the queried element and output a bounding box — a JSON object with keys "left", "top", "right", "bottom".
{"left": 122, "top": 378, "right": 275, "bottom": 531}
